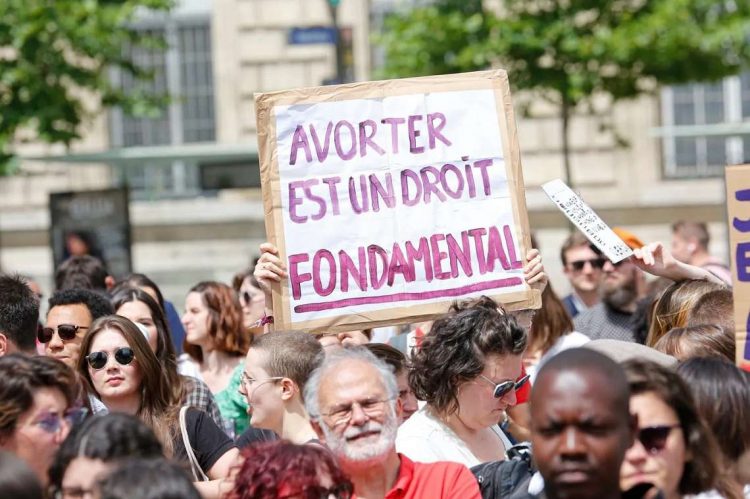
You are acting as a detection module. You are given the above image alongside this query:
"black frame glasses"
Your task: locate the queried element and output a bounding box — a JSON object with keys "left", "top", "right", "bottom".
{"left": 479, "top": 373, "right": 531, "bottom": 399}
{"left": 86, "top": 347, "right": 135, "bottom": 370}
{"left": 569, "top": 258, "right": 607, "bottom": 271}
{"left": 38, "top": 324, "right": 89, "bottom": 343}
{"left": 637, "top": 424, "right": 680, "bottom": 454}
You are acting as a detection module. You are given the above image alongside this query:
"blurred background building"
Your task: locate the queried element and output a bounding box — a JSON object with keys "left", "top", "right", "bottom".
{"left": 0, "top": 0, "right": 742, "bottom": 305}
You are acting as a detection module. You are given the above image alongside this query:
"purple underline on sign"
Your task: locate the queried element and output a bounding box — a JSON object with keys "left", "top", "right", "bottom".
{"left": 293, "top": 277, "right": 524, "bottom": 313}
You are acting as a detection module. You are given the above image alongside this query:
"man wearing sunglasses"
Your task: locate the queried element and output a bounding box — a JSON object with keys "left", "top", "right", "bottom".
{"left": 42, "top": 288, "right": 113, "bottom": 368}
{"left": 524, "top": 348, "right": 638, "bottom": 499}
{"left": 0, "top": 274, "right": 39, "bottom": 356}
{"left": 560, "top": 232, "right": 604, "bottom": 318}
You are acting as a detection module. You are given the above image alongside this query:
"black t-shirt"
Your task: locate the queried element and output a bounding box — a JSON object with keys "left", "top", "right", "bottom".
{"left": 235, "top": 426, "right": 277, "bottom": 449}
{"left": 173, "top": 408, "right": 236, "bottom": 474}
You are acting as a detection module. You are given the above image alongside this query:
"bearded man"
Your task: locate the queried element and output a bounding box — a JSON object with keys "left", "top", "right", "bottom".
{"left": 573, "top": 229, "right": 646, "bottom": 343}
{"left": 304, "top": 347, "right": 481, "bottom": 499}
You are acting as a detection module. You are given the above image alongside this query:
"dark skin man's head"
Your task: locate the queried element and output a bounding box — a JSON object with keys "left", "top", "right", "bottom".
{"left": 530, "top": 348, "right": 636, "bottom": 499}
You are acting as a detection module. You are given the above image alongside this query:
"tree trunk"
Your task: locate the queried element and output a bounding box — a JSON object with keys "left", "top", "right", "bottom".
{"left": 561, "top": 94, "right": 575, "bottom": 233}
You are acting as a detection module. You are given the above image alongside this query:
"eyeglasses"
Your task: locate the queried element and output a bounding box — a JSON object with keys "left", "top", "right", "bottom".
{"left": 34, "top": 407, "right": 88, "bottom": 434}
{"left": 279, "top": 483, "right": 354, "bottom": 499}
{"left": 38, "top": 324, "right": 89, "bottom": 343}
{"left": 86, "top": 347, "right": 135, "bottom": 370}
{"left": 568, "top": 258, "right": 607, "bottom": 271}
{"left": 321, "top": 397, "right": 394, "bottom": 427}
{"left": 637, "top": 425, "right": 680, "bottom": 454}
{"left": 240, "top": 371, "right": 283, "bottom": 396}
{"left": 479, "top": 373, "right": 531, "bottom": 399}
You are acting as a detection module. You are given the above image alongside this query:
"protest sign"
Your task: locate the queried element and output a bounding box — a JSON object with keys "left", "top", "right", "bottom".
{"left": 725, "top": 164, "right": 750, "bottom": 371}
{"left": 255, "top": 70, "right": 539, "bottom": 332}
{"left": 542, "top": 179, "right": 633, "bottom": 263}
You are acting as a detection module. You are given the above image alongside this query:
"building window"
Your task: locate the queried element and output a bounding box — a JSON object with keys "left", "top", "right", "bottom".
{"left": 110, "top": 18, "right": 215, "bottom": 197}
{"left": 662, "top": 72, "right": 750, "bottom": 178}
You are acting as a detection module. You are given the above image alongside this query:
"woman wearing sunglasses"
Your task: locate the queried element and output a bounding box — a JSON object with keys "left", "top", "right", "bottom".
{"left": 232, "top": 267, "right": 266, "bottom": 338}
{"left": 77, "top": 315, "right": 239, "bottom": 499}
{"left": 181, "top": 281, "right": 252, "bottom": 437}
{"left": 110, "top": 286, "right": 224, "bottom": 428}
{"left": 620, "top": 359, "right": 721, "bottom": 499}
{"left": 0, "top": 353, "right": 83, "bottom": 487}
{"left": 396, "top": 296, "right": 528, "bottom": 467}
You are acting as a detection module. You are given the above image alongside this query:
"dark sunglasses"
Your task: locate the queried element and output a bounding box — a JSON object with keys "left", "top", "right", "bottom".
{"left": 637, "top": 425, "right": 680, "bottom": 454}
{"left": 569, "top": 258, "right": 607, "bottom": 271}
{"left": 480, "top": 373, "right": 531, "bottom": 399}
{"left": 38, "top": 324, "right": 89, "bottom": 343}
{"left": 86, "top": 347, "right": 135, "bottom": 370}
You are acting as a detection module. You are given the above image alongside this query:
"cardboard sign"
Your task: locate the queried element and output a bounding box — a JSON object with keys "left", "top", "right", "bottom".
{"left": 255, "top": 70, "right": 539, "bottom": 332}
{"left": 542, "top": 179, "right": 633, "bottom": 263}
{"left": 725, "top": 164, "right": 750, "bottom": 371}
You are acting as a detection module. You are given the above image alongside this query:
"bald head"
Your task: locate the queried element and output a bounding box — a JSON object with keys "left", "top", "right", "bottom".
{"left": 530, "top": 349, "right": 635, "bottom": 499}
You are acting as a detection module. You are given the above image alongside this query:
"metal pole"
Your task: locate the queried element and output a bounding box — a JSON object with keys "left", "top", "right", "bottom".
{"left": 327, "top": 1, "right": 345, "bottom": 84}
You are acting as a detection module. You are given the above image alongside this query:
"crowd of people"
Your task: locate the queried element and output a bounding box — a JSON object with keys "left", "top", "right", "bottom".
{"left": 0, "top": 219, "right": 747, "bottom": 499}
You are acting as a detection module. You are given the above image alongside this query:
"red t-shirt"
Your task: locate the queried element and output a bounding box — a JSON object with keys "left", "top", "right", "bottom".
{"left": 366, "top": 453, "right": 482, "bottom": 499}
{"left": 515, "top": 365, "right": 531, "bottom": 405}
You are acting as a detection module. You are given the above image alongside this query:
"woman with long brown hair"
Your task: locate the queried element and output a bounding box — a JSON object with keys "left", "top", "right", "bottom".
{"left": 110, "top": 286, "right": 223, "bottom": 427}
{"left": 77, "top": 315, "right": 238, "bottom": 498}
{"left": 180, "top": 281, "right": 252, "bottom": 437}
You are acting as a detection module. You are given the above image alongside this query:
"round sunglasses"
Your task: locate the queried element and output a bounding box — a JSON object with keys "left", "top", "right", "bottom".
{"left": 86, "top": 347, "right": 135, "bottom": 370}
{"left": 637, "top": 424, "right": 681, "bottom": 454}
{"left": 37, "top": 324, "right": 89, "bottom": 343}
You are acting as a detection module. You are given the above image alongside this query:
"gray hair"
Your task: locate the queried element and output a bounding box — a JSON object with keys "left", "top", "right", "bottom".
{"left": 304, "top": 346, "right": 398, "bottom": 419}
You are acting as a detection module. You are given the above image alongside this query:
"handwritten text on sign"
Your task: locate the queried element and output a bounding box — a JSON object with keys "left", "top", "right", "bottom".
{"left": 275, "top": 90, "right": 526, "bottom": 322}
{"left": 725, "top": 164, "right": 750, "bottom": 371}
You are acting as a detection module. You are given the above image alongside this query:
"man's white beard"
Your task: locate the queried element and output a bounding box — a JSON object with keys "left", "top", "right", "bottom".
{"left": 321, "top": 408, "right": 399, "bottom": 470}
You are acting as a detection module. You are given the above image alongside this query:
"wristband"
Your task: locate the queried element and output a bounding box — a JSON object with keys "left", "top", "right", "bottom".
{"left": 260, "top": 314, "right": 274, "bottom": 326}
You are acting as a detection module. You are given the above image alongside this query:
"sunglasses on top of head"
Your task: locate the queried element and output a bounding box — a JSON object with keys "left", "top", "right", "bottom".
{"left": 637, "top": 424, "right": 680, "bottom": 454}
{"left": 86, "top": 347, "right": 135, "bottom": 370}
{"left": 37, "top": 324, "right": 88, "bottom": 343}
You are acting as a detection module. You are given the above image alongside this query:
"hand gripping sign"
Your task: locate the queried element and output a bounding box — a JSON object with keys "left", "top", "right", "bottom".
{"left": 255, "top": 70, "right": 540, "bottom": 332}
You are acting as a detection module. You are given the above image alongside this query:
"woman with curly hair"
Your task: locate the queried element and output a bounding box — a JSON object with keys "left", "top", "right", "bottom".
{"left": 620, "top": 359, "right": 723, "bottom": 498}
{"left": 395, "top": 295, "right": 528, "bottom": 466}
{"left": 0, "top": 354, "right": 82, "bottom": 486}
{"left": 229, "top": 440, "right": 353, "bottom": 499}
{"left": 180, "top": 281, "right": 252, "bottom": 436}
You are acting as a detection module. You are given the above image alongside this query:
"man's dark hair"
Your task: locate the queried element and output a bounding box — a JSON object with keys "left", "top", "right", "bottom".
{"left": 409, "top": 296, "right": 527, "bottom": 415}
{"left": 559, "top": 231, "right": 591, "bottom": 266}
{"left": 0, "top": 274, "right": 39, "bottom": 352}
{"left": 54, "top": 255, "right": 108, "bottom": 291}
{"left": 48, "top": 288, "right": 114, "bottom": 320}
{"left": 96, "top": 458, "right": 200, "bottom": 499}
{"left": 687, "top": 288, "right": 734, "bottom": 334}
{"left": 534, "top": 348, "right": 630, "bottom": 415}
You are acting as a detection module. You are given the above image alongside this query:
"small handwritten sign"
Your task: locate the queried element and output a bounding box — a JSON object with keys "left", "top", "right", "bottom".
{"left": 542, "top": 179, "right": 633, "bottom": 263}
{"left": 725, "top": 164, "right": 750, "bottom": 371}
{"left": 255, "top": 70, "right": 540, "bottom": 332}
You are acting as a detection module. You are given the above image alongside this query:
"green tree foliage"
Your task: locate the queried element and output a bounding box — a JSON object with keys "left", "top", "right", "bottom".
{"left": 0, "top": 0, "right": 173, "bottom": 174}
{"left": 378, "top": 0, "right": 750, "bottom": 183}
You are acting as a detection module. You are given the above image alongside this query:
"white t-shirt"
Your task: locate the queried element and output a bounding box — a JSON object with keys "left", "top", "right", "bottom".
{"left": 395, "top": 406, "right": 512, "bottom": 467}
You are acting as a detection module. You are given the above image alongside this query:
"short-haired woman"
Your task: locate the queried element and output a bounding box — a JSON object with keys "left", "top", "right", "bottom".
{"left": 0, "top": 354, "right": 83, "bottom": 486}
{"left": 396, "top": 296, "right": 528, "bottom": 466}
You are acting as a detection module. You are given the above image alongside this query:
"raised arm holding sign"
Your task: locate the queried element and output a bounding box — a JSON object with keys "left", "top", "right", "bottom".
{"left": 255, "top": 70, "right": 540, "bottom": 332}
